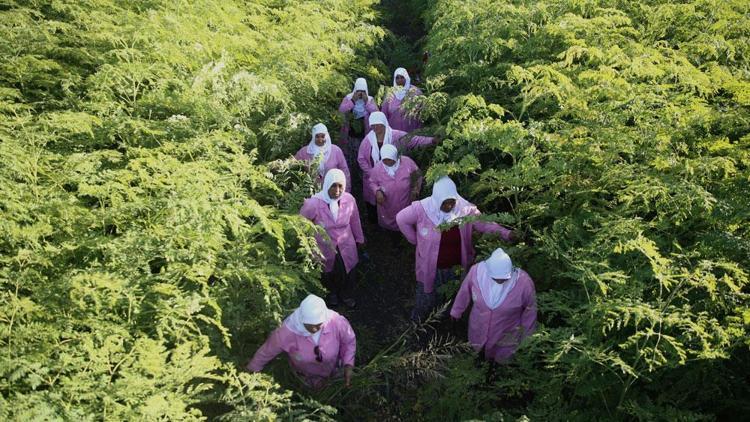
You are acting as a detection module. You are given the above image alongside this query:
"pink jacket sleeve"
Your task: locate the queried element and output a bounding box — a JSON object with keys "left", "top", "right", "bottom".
{"left": 409, "top": 135, "right": 434, "bottom": 148}
{"left": 357, "top": 139, "right": 373, "bottom": 174}
{"left": 473, "top": 220, "right": 513, "bottom": 242}
{"left": 294, "top": 147, "right": 307, "bottom": 161}
{"left": 339, "top": 95, "right": 354, "bottom": 113}
{"left": 349, "top": 199, "right": 365, "bottom": 244}
{"left": 450, "top": 267, "right": 475, "bottom": 319}
{"left": 519, "top": 276, "right": 537, "bottom": 339}
{"left": 336, "top": 316, "right": 357, "bottom": 366}
{"left": 368, "top": 169, "right": 381, "bottom": 195}
{"left": 247, "top": 326, "right": 286, "bottom": 372}
{"left": 396, "top": 203, "right": 419, "bottom": 245}
{"left": 366, "top": 98, "right": 379, "bottom": 113}
{"left": 467, "top": 207, "right": 513, "bottom": 242}
{"left": 300, "top": 198, "right": 317, "bottom": 222}
{"left": 393, "top": 130, "right": 434, "bottom": 150}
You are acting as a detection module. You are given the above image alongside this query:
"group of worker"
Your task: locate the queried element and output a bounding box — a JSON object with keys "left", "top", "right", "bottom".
{"left": 246, "top": 68, "right": 538, "bottom": 389}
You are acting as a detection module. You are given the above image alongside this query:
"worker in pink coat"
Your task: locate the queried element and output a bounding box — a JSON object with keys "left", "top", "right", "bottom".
{"left": 300, "top": 169, "right": 364, "bottom": 308}
{"left": 294, "top": 123, "right": 351, "bottom": 192}
{"left": 450, "top": 248, "right": 537, "bottom": 364}
{"left": 396, "top": 176, "right": 516, "bottom": 321}
{"left": 368, "top": 144, "right": 422, "bottom": 231}
{"left": 381, "top": 67, "right": 423, "bottom": 132}
{"left": 338, "top": 78, "right": 379, "bottom": 155}
{"left": 358, "top": 111, "right": 436, "bottom": 223}
{"left": 247, "top": 294, "right": 356, "bottom": 389}
{"left": 338, "top": 78, "right": 379, "bottom": 201}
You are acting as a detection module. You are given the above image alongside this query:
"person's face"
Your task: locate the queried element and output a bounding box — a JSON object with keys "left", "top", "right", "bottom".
{"left": 373, "top": 124, "right": 385, "bottom": 137}
{"left": 304, "top": 323, "right": 322, "bottom": 334}
{"left": 395, "top": 75, "right": 406, "bottom": 86}
{"left": 315, "top": 133, "right": 327, "bottom": 147}
{"left": 440, "top": 198, "right": 456, "bottom": 213}
{"left": 493, "top": 277, "right": 510, "bottom": 285}
{"left": 355, "top": 90, "right": 366, "bottom": 100}
{"left": 328, "top": 182, "right": 344, "bottom": 199}
{"left": 382, "top": 158, "right": 396, "bottom": 167}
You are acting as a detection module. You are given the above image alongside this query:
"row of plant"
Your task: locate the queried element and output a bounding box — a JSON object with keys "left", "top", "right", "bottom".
{"left": 403, "top": 0, "right": 749, "bottom": 419}
{"left": 0, "top": 0, "right": 386, "bottom": 419}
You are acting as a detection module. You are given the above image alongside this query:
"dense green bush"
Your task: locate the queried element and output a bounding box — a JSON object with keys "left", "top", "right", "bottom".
{"left": 3, "top": 0, "right": 748, "bottom": 419}
{"left": 414, "top": 0, "right": 750, "bottom": 419}
{"left": 0, "top": 0, "right": 383, "bottom": 419}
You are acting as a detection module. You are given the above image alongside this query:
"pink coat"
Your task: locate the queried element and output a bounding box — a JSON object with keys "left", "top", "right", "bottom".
{"left": 338, "top": 96, "right": 379, "bottom": 142}
{"left": 247, "top": 311, "right": 356, "bottom": 388}
{"left": 367, "top": 156, "right": 422, "bottom": 231}
{"left": 450, "top": 265, "right": 537, "bottom": 362}
{"left": 357, "top": 131, "right": 433, "bottom": 205}
{"left": 300, "top": 192, "right": 364, "bottom": 273}
{"left": 396, "top": 201, "right": 513, "bottom": 293}
{"left": 294, "top": 144, "right": 351, "bottom": 192}
{"left": 382, "top": 87, "right": 423, "bottom": 132}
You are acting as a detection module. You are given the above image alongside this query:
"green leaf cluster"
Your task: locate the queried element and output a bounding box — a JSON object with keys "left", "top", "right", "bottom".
{"left": 417, "top": 0, "right": 750, "bottom": 419}
{"left": 0, "top": 0, "right": 383, "bottom": 419}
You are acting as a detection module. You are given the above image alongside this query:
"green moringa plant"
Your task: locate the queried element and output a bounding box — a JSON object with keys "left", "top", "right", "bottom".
{"left": 411, "top": 0, "right": 750, "bottom": 419}
{"left": 0, "top": 0, "right": 384, "bottom": 419}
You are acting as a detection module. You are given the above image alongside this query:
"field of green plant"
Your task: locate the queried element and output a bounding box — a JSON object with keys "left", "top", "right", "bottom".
{"left": 0, "top": 0, "right": 384, "bottom": 419}
{"left": 1, "top": 0, "right": 748, "bottom": 420}
{"left": 412, "top": 0, "right": 750, "bottom": 419}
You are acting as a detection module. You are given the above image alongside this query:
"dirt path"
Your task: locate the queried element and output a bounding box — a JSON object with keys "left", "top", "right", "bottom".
{"left": 313, "top": 5, "right": 473, "bottom": 419}
{"left": 246, "top": 3, "right": 464, "bottom": 419}
{"left": 332, "top": 0, "right": 432, "bottom": 364}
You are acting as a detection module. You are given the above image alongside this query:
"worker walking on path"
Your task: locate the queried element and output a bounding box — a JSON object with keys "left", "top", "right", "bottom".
{"left": 396, "top": 176, "right": 516, "bottom": 322}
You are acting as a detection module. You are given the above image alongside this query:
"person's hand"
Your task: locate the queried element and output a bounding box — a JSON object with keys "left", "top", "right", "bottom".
{"left": 376, "top": 190, "right": 385, "bottom": 205}
{"left": 508, "top": 230, "right": 521, "bottom": 244}
{"left": 432, "top": 135, "right": 442, "bottom": 145}
{"left": 344, "top": 366, "right": 353, "bottom": 387}
{"left": 409, "top": 189, "right": 419, "bottom": 201}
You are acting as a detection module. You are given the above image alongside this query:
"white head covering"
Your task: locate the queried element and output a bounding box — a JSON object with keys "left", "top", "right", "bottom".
{"left": 306, "top": 123, "right": 332, "bottom": 176}
{"left": 393, "top": 68, "right": 412, "bottom": 101}
{"left": 284, "top": 294, "right": 332, "bottom": 344}
{"left": 379, "top": 144, "right": 400, "bottom": 178}
{"left": 420, "top": 176, "right": 468, "bottom": 225}
{"left": 476, "top": 249, "right": 518, "bottom": 309}
{"left": 351, "top": 77, "right": 369, "bottom": 97}
{"left": 349, "top": 77, "right": 370, "bottom": 119}
{"left": 366, "top": 112, "right": 393, "bottom": 165}
{"left": 314, "top": 168, "right": 347, "bottom": 220}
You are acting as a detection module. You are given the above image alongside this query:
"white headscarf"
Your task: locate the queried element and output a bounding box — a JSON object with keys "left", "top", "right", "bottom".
{"left": 476, "top": 248, "right": 518, "bottom": 310}
{"left": 420, "top": 176, "right": 469, "bottom": 226}
{"left": 379, "top": 144, "right": 400, "bottom": 178}
{"left": 393, "top": 68, "right": 412, "bottom": 101}
{"left": 284, "top": 294, "right": 332, "bottom": 344}
{"left": 349, "top": 77, "right": 370, "bottom": 119}
{"left": 367, "top": 112, "right": 393, "bottom": 165}
{"left": 314, "top": 168, "right": 347, "bottom": 220}
{"left": 306, "top": 123, "right": 332, "bottom": 176}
